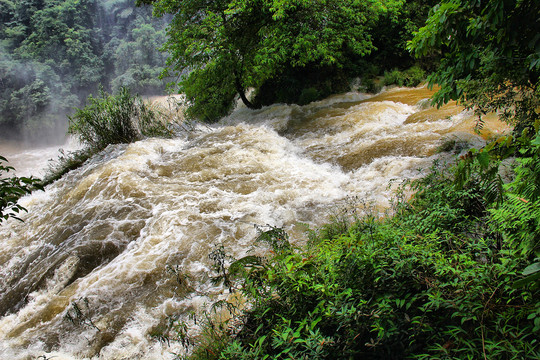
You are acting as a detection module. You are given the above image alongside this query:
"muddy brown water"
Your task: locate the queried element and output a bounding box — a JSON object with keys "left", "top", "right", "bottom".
{"left": 0, "top": 86, "right": 509, "bottom": 359}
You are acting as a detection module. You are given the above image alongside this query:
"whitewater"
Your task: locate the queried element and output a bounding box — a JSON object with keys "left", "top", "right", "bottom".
{"left": 0, "top": 87, "right": 508, "bottom": 359}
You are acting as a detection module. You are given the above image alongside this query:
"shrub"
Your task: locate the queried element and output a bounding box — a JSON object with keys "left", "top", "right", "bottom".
{"left": 41, "top": 148, "right": 95, "bottom": 186}
{"left": 68, "top": 86, "right": 173, "bottom": 152}
{"left": 383, "top": 66, "right": 426, "bottom": 87}
{"left": 56, "top": 87, "right": 176, "bottom": 184}
{"left": 402, "top": 66, "right": 426, "bottom": 87}
{"left": 298, "top": 87, "right": 320, "bottom": 105}
{"left": 360, "top": 77, "right": 382, "bottom": 94}
{"left": 383, "top": 69, "right": 405, "bottom": 87}
{"left": 436, "top": 137, "right": 471, "bottom": 154}
{"left": 187, "top": 215, "right": 538, "bottom": 359}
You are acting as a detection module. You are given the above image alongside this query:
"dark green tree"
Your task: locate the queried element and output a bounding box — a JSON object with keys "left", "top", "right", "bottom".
{"left": 108, "top": 17, "right": 169, "bottom": 94}
{"left": 408, "top": 0, "right": 540, "bottom": 130}
{"left": 0, "top": 0, "right": 171, "bottom": 142}
{"left": 139, "top": 0, "right": 399, "bottom": 121}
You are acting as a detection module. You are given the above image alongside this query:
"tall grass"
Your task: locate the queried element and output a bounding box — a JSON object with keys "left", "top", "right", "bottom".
{"left": 42, "top": 87, "right": 176, "bottom": 185}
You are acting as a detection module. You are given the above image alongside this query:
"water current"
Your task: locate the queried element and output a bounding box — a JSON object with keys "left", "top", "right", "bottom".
{"left": 0, "top": 87, "right": 509, "bottom": 359}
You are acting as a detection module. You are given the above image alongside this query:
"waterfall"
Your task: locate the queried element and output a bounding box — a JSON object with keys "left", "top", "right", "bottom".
{"left": 0, "top": 87, "right": 508, "bottom": 359}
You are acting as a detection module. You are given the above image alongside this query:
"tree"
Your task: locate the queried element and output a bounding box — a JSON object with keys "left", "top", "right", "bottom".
{"left": 109, "top": 17, "right": 169, "bottom": 94}
{"left": 408, "top": 0, "right": 540, "bottom": 131}
{"left": 139, "top": 0, "right": 397, "bottom": 121}
{"left": 368, "top": 0, "right": 439, "bottom": 70}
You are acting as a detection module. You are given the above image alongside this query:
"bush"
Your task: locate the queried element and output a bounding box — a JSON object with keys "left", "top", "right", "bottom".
{"left": 68, "top": 87, "right": 173, "bottom": 152}
{"left": 383, "top": 66, "right": 426, "bottom": 87}
{"left": 383, "top": 69, "right": 406, "bottom": 87}
{"left": 403, "top": 66, "right": 426, "bottom": 87}
{"left": 360, "top": 77, "right": 382, "bottom": 94}
{"left": 41, "top": 148, "right": 96, "bottom": 186}
{"left": 298, "top": 87, "right": 320, "bottom": 105}
{"left": 186, "top": 216, "right": 538, "bottom": 359}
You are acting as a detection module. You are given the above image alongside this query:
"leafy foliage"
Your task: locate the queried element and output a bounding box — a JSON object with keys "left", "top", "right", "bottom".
{"left": 141, "top": 0, "right": 402, "bottom": 121}
{"left": 0, "top": 156, "right": 42, "bottom": 223}
{"left": 40, "top": 148, "right": 96, "bottom": 187}
{"left": 176, "top": 135, "right": 540, "bottom": 359}
{"left": 64, "top": 297, "right": 101, "bottom": 332}
{"left": 383, "top": 66, "right": 426, "bottom": 87}
{"left": 68, "top": 86, "right": 173, "bottom": 152}
{"left": 490, "top": 133, "right": 540, "bottom": 292}
{"left": 408, "top": 0, "right": 540, "bottom": 130}
{"left": 368, "top": 0, "right": 439, "bottom": 71}
{"left": 0, "top": 0, "right": 170, "bottom": 142}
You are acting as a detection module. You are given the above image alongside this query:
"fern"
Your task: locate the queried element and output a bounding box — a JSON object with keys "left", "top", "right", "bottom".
{"left": 490, "top": 193, "right": 540, "bottom": 252}
{"left": 490, "top": 134, "right": 540, "bottom": 254}
{"left": 513, "top": 136, "right": 540, "bottom": 202}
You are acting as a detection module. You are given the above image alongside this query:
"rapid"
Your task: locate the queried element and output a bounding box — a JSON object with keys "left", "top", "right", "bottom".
{"left": 0, "top": 86, "right": 509, "bottom": 359}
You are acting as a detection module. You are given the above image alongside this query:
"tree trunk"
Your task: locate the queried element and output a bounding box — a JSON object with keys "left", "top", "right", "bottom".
{"left": 234, "top": 71, "right": 261, "bottom": 110}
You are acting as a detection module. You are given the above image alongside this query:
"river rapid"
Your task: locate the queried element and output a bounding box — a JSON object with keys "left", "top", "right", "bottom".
{"left": 0, "top": 87, "right": 508, "bottom": 359}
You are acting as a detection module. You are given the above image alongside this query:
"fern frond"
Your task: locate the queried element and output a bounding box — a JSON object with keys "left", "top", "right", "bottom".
{"left": 491, "top": 193, "right": 540, "bottom": 252}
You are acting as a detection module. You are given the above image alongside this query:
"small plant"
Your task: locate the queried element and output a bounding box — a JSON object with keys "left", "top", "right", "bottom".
{"left": 402, "top": 66, "right": 426, "bottom": 87}
{"left": 383, "top": 66, "right": 426, "bottom": 87}
{"left": 41, "top": 148, "right": 95, "bottom": 186}
{"left": 149, "top": 315, "right": 194, "bottom": 349}
{"left": 436, "top": 137, "right": 471, "bottom": 154}
{"left": 64, "top": 297, "right": 100, "bottom": 332}
{"left": 383, "top": 69, "right": 405, "bottom": 86}
{"left": 359, "top": 77, "right": 382, "bottom": 94}
{"left": 208, "top": 244, "right": 236, "bottom": 293}
{"left": 298, "top": 87, "right": 320, "bottom": 105}
{"left": 42, "top": 87, "right": 178, "bottom": 184}
{"left": 166, "top": 263, "right": 196, "bottom": 298}
{"left": 173, "top": 304, "right": 240, "bottom": 360}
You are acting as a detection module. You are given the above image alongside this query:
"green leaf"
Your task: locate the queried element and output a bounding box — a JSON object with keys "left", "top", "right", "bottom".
{"left": 523, "top": 261, "right": 540, "bottom": 276}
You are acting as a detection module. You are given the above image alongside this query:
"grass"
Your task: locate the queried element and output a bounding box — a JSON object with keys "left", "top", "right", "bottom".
{"left": 68, "top": 86, "right": 174, "bottom": 151}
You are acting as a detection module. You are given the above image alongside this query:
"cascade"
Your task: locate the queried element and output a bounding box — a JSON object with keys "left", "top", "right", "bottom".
{"left": 0, "top": 87, "right": 509, "bottom": 359}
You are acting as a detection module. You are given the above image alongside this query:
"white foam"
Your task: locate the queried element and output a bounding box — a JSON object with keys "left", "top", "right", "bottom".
{"left": 0, "top": 87, "right": 475, "bottom": 358}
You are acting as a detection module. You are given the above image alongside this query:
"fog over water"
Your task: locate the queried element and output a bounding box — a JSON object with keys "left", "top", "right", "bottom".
{"left": 0, "top": 87, "right": 509, "bottom": 359}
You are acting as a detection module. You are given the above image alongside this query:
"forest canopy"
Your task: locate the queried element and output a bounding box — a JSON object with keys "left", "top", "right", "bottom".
{"left": 408, "top": 0, "right": 540, "bottom": 131}
{"left": 1, "top": 0, "right": 438, "bottom": 134}
{"left": 140, "top": 0, "right": 415, "bottom": 122}
{"left": 0, "top": 0, "right": 170, "bottom": 143}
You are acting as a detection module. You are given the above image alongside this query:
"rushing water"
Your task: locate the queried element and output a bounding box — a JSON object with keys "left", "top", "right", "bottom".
{"left": 0, "top": 87, "right": 508, "bottom": 359}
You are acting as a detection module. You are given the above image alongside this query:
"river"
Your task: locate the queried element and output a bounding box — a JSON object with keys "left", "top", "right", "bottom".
{"left": 0, "top": 86, "right": 509, "bottom": 359}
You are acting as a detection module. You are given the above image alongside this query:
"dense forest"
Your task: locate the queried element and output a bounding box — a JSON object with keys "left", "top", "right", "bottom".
{"left": 1, "top": 0, "right": 440, "bottom": 141}
{"left": 0, "top": 0, "right": 170, "bottom": 143}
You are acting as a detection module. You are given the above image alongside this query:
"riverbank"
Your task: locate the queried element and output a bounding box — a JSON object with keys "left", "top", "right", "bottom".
{"left": 183, "top": 132, "right": 540, "bottom": 359}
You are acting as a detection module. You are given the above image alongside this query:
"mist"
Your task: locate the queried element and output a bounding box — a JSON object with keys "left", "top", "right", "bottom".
{"left": 0, "top": 0, "right": 171, "bottom": 150}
